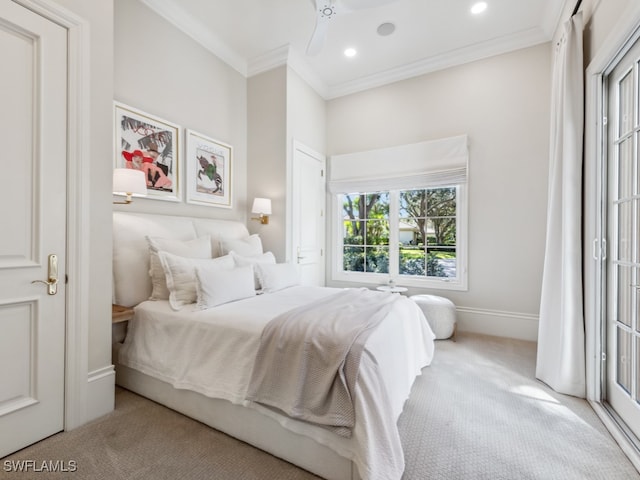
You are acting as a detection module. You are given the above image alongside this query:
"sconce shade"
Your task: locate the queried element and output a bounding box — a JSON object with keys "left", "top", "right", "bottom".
{"left": 251, "top": 197, "right": 272, "bottom": 215}
{"left": 113, "top": 168, "right": 147, "bottom": 196}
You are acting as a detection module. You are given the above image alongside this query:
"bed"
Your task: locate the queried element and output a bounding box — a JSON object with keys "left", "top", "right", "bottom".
{"left": 112, "top": 211, "right": 435, "bottom": 480}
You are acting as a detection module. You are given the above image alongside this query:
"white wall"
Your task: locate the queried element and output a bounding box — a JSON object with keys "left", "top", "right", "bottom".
{"left": 247, "top": 67, "right": 288, "bottom": 260}
{"left": 326, "top": 44, "right": 552, "bottom": 340}
{"left": 246, "top": 66, "right": 327, "bottom": 262}
{"left": 286, "top": 67, "right": 327, "bottom": 158}
{"left": 113, "top": 0, "right": 248, "bottom": 222}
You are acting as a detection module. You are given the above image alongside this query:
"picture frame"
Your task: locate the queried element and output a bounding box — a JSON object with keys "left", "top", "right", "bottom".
{"left": 114, "top": 102, "right": 181, "bottom": 202}
{"left": 185, "top": 129, "right": 233, "bottom": 208}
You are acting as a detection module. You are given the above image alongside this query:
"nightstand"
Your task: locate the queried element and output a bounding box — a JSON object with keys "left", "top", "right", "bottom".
{"left": 112, "top": 304, "right": 133, "bottom": 344}
{"left": 112, "top": 304, "right": 134, "bottom": 324}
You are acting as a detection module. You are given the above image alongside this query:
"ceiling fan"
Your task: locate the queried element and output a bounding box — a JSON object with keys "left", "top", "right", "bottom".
{"left": 306, "top": 0, "right": 399, "bottom": 56}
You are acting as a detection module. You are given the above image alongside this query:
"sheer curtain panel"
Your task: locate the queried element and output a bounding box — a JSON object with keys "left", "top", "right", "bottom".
{"left": 536, "top": 12, "right": 586, "bottom": 398}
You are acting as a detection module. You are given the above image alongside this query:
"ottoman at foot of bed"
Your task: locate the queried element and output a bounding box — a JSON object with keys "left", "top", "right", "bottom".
{"left": 410, "top": 294, "right": 457, "bottom": 340}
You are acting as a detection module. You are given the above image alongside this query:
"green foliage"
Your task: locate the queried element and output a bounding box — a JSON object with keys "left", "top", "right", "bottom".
{"left": 341, "top": 187, "right": 455, "bottom": 278}
{"left": 400, "top": 187, "right": 456, "bottom": 246}
{"left": 342, "top": 192, "right": 389, "bottom": 241}
{"left": 343, "top": 247, "right": 389, "bottom": 274}
{"left": 399, "top": 252, "right": 446, "bottom": 277}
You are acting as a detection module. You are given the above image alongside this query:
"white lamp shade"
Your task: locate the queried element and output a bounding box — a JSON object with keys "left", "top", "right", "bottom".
{"left": 113, "top": 168, "right": 147, "bottom": 195}
{"left": 251, "top": 197, "right": 272, "bottom": 215}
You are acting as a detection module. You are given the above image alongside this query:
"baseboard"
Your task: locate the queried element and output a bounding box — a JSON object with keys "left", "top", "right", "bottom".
{"left": 86, "top": 366, "right": 115, "bottom": 421}
{"left": 455, "top": 306, "right": 539, "bottom": 342}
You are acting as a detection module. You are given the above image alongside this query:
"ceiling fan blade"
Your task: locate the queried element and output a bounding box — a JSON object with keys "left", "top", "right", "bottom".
{"left": 306, "top": 16, "right": 330, "bottom": 56}
{"left": 306, "top": 0, "right": 337, "bottom": 56}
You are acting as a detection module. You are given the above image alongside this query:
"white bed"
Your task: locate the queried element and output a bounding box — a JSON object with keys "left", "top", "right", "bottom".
{"left": 112, "top": 212, "right": 435, "bottom": 480}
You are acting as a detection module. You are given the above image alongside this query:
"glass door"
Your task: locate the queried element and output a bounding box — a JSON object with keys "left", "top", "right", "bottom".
{"left": 606, "top": 38, "right": 640, "bottom": 441}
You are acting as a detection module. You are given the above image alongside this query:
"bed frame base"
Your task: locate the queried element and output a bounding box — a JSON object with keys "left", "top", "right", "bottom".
{"left": 114, "top": 347, "right": 360, "bottom": 480}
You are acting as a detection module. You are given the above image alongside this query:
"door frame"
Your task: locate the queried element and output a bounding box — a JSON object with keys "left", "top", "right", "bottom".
{"left": 13, "top": 0, "right": 91, "bottom": 430}
{"left": 585, "top": 0, "right": 640, "bottom": 470}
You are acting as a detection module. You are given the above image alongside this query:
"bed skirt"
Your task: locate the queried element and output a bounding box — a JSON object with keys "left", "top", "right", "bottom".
{"left": 113, "top": 343, "right": 361, "bottom": 480}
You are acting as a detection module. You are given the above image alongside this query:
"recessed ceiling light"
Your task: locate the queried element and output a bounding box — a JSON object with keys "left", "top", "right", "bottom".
{"left": 470, "top": 2, "right": 487, "bottom": 14}
{"left": 377, "top": 22, "right": 396, "bottom": 36}
{"left": 344, "top": 47, "right": 357, "bottom": 58}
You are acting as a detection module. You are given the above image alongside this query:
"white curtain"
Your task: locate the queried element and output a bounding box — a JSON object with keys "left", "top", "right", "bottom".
{"left": 536, "top": 12, "right": 585, "bottom": 398}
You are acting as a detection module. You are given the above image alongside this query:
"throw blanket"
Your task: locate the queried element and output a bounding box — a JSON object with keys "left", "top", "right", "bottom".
{"left": 246, "top": 288, "right": 399, "bottom": 437}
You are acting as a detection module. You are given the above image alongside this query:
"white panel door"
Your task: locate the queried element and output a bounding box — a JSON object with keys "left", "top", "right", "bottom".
{"left": 291, "top": 143, "right": 326, "bottom": 286}
{"left": 0, "top": 1, "right": 67, "bottom": 457}
{"left": 606, "top": 37, "right": 640, "bottom": 442}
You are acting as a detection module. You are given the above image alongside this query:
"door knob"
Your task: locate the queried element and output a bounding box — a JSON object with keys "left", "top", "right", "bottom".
{"left": 31, "top": 254, "right": 58, "bottom": 295}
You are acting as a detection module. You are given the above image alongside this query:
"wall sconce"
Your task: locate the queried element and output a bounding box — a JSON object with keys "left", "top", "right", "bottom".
{"left": 113, "top": 168, "right": 147, "bottom": 204}
{"left": 251, "top": 197, "right": 272, "bottom": 225}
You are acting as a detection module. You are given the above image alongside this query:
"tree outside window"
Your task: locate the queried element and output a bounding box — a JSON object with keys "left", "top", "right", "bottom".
{"left": 399, "top": 187, "right": 456, "bottom": 278}
{"left": 342, "top": 192, "right": 389, "bottom": 273}
{"left": 340, "top": 187, "right": 458, "bottom": 280}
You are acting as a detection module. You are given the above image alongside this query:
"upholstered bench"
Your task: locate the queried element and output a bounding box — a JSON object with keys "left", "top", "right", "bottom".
{"left": 410, "top": 294, "right": 457, "bottom": 340}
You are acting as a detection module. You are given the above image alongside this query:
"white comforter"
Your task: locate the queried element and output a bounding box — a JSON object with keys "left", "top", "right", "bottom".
{"left": 119, "top": 286, "right": 435, "bottom": 480}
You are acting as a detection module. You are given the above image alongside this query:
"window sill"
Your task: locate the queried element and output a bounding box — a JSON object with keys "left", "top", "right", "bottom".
{"left": 331, "top": 272, "right": 468, "bottom": 292}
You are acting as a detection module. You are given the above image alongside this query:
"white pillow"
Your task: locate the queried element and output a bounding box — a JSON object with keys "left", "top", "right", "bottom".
{"left": 146, "top": 235, "right": 212, "bottom": 300}
{"left": 158, "top": 251, "right": 234, "bottom": 310}
{"left": 196, "top": 264, "right": 256, "bottom": 309}
{"left": 219, "top": 234, "right": 263, "bottom": 256}
{"left": 255, "top": 262, "right": 300, "bottom": 293}
{"left": 230, "top": 251, "right": 276, "bottom": 289}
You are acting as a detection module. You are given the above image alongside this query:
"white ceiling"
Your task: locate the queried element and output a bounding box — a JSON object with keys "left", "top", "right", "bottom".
{"left": 140, "top": 0, "right": 566, "bottom": 99}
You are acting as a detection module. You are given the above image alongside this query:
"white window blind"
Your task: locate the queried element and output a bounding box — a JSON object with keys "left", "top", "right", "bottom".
{"left": 328, "top": 134, "right": 468, "bottom": 193}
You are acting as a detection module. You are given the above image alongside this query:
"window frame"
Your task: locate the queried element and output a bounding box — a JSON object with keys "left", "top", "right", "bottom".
{"left": 331, "top": 184, "right": 468, "bottom": 291}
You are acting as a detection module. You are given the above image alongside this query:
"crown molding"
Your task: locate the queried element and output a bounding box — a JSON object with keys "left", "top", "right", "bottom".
{"left": 246, "top": 45, "right": 330, "bottom": 99}
{"left": 246, "top": 44, "right": 290, "bottom": 77}
{"left": 140, "top": 0, "right": 557, "bottom": 101}
{"left": 325, "top": 27, "right": 552, "bottom": 99}
{"left": 139, "top": 0, "right": 247, "bottom": 76}
{"left": 248, "top": 25, "right": 553, "bottom": 101}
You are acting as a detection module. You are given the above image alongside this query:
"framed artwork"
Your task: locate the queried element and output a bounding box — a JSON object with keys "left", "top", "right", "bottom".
{"left": 185, "top": 130, "right": 232, "bottom": 208}
{"left": 114, "top": 101, "right": 181, "bottom": 202}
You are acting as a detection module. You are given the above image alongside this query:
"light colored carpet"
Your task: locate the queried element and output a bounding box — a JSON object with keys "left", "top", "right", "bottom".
{"left": 2, "top": 333, "right": 639, "bottom": 479}
{"left": 399, "top": 333, "right": 639, "bottom": 480}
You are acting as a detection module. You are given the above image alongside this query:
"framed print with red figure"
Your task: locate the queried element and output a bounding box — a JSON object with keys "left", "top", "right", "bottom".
{"left": 114, "top": 102, "right": 181, "bottom": 202}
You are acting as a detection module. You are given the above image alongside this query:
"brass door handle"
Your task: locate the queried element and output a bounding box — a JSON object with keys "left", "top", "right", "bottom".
{"left": 31, "top": 254, "right": 58, "bottom": 295}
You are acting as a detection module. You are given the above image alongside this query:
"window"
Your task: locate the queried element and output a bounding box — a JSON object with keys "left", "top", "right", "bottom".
{"left": 399, "top": 187, "right": 457, "bottom": 278}
{"left": 336, "top": 185, "right": 466, "bottom": 290}
{"left": 328, "top": 135, "right": 469, "bottom": 291}
{"left": 342, "top": 192, "right": 390, "bottom": 273}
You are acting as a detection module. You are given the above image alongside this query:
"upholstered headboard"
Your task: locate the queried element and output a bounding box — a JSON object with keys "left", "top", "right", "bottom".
{"left": 113, "top": 212, "right": 249, "bottom": 307}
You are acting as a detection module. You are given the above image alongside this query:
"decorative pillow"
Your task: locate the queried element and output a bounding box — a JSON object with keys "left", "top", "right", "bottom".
{"left": 158, "top": 251, "right": 234, "bottom": 310}
{"left": 146, "top": 235, "right": 212, "bottom": 300}
{"left": 230, "top": 251, "right": 276, "bottom": 289}
{"left": 196, "top": 264, "right": 256, "bottom": 309}
{"left": 219, "top": 234, "right": 263, "bottom": 257}
{"left": 255, "top": 262, "right": 300, "bottom": 293}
